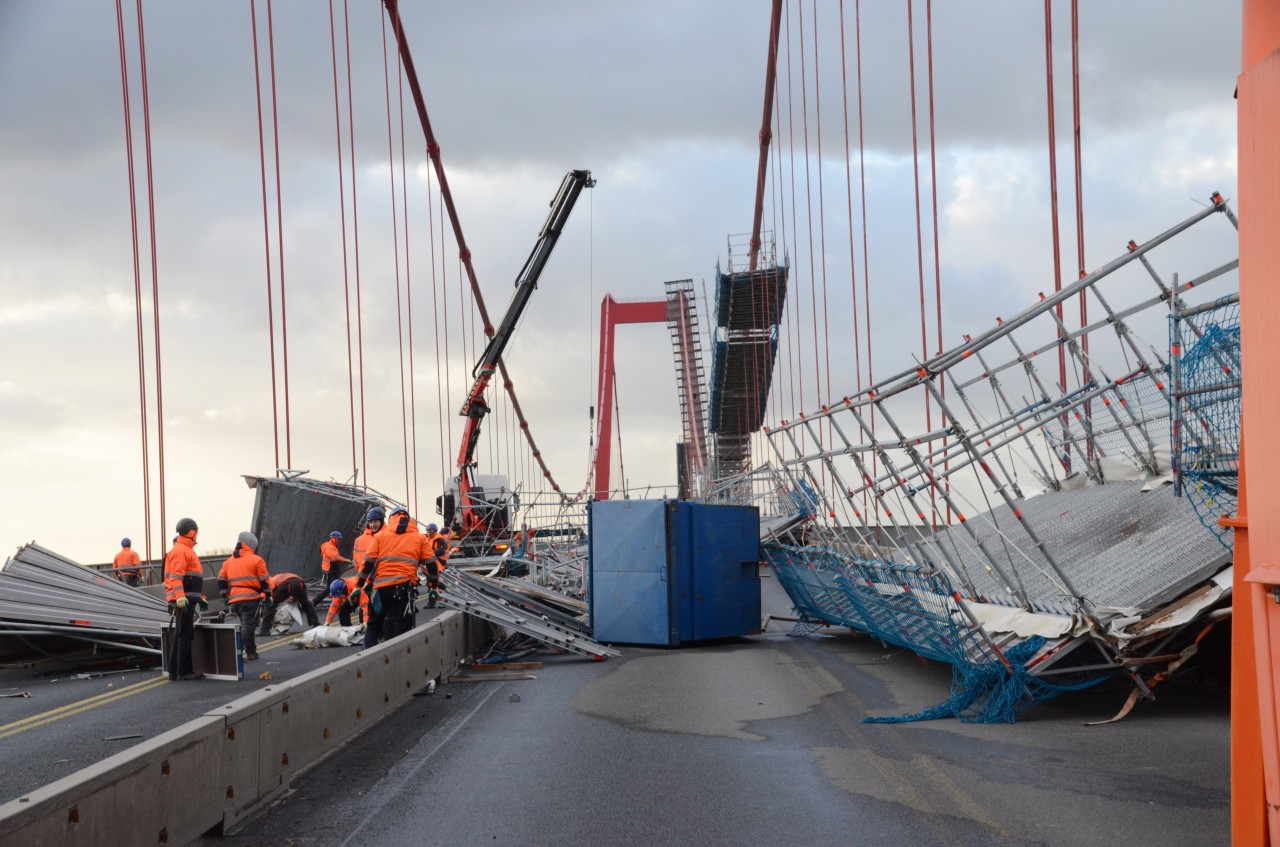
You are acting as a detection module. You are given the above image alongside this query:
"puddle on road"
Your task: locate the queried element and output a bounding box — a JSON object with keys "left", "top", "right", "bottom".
{"left": 571, "top": 646, "right": 841, "bottom": 740}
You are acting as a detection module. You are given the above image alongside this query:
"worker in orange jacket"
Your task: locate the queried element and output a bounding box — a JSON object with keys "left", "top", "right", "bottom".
{"left": 360, "top": 506, "right": 427, "bottom": 648}
{"left": 353, "top": 507, "right": 386, "bottom": 573}
{"left": 217, "top": 531, "right": 270, "bottom": 661}
{"left": 313, "top": 530, "right": 352, "bottom": 605}
{"left": 421, "top": 523, "right": 450, "bottom": 608}
{"left": 163, "top": 518, "right": 204, "bottom": 681}
{"left": 113, "top": 538, "right": 142, "bottom": 587}
{"left": 257, "top": 572, "right": 320, "bottom": 634}
{"left": 325, "top": 576, "right": 369, "bottom": 627}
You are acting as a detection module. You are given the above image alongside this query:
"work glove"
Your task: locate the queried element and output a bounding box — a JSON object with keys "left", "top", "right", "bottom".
{"left": 220, "top": 592, "right": 230, "bottom": 602}
{"left": 198, "top": 596, "right": 209, "bottom": 612}
{"left": 264, "top": 595, "right": 275, "bottom": 607}
{"left": 175, "top": 596, "right": 189, "bottom": 610}
{"left": 349, "top": 588, "right": 362, "bottom": 604}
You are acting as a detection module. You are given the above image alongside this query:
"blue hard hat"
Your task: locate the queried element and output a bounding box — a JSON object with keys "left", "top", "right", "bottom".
{"left": 389, "top": 506, "right": 409, "bottom": 517}
{"left": 330, "top": 580, "right": 348, "bottom": 597}
{"left": 121, "top": 538, "right": 131, "bottom": 547}
{"left": 367, "top": 507, "right": 385, "bottom": 522}
{"left": 329, "top": 531, "right": 343, "bottom": 539}
{"left": 426, "top": 523, "right": 438, "bottom": 533}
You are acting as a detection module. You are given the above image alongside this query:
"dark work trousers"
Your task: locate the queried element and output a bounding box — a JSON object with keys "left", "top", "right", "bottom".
{"left": 169, "top": 601, "right": 195, "bottom": 679}
{"left": 232, "top": 600, "right": 262, "bottom": 657}
{"left": 273, "top": 577, "right": 321, "bottom": 627}
{"left": 364, "top": 582, "right": 416, "bottom": 648}
{"left": 313, "top": 566, "right": 345, "bottom": 605}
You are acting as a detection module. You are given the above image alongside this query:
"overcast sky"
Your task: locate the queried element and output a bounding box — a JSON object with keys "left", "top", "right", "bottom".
{"left": 0, "top": 1, "right": 1241, "bottom": 565}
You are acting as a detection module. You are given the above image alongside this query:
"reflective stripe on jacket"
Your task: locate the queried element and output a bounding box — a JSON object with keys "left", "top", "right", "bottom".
{"left": 268, "top": 572, "right": 306, "bottom": 604}
{"left": 367, "top": 516, "right": 424, "bottom": 590}
{"left": 163, "top": 537, "right": 202, "bottom": 601}
{"left": 423, "top": 531, "right": 450, "bottom": 569}
{"left": 320, "top": 539, "right": 343, "bottom": 574}
{"left": 353, "top": 527, "right": 381, "bottom": 569}
{"left": 218, "top": 551, "right": 268, "bottom": 604}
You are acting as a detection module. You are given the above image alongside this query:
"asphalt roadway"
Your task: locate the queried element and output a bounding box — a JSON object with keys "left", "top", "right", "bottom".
{"left": 203, "top": 575, "right": 1229, "bottom": 847}
{"left": 0, "top": 604, "right": 450, "bottom": 805}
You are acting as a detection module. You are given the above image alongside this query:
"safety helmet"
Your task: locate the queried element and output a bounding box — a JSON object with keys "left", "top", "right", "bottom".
{"left": 426, "top": 523, "right": 439, "bottom": 533}
{"left": 121, "top": 538, "right": 131, "bottom": 547}
{"left": 329, "top": 531, "right": 343, "bottom": 539}
{"left": 330, "top": 579, "right": 349, "bottom": 597}
{"left": 175, "top": 517, "right": 198, "bottom": 536}
{"left": 367, "top": 507, "right": 386, "bottom": 523}
{"left": 389, "top": 506, "right": 409, "bottom": 518}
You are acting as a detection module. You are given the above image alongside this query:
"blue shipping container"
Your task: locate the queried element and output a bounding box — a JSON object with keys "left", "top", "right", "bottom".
{"left": 588, "top": 499, "right": 761, "bottom": 646}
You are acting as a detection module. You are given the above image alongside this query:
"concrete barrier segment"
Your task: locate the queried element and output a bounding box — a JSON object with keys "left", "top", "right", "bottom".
{"left": 0, "top": 610, "right": 484, "bottom": 845}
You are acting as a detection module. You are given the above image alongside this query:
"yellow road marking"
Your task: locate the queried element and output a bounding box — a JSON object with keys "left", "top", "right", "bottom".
{"left": 0, "top": 676, "right": 169, "bottom": 740}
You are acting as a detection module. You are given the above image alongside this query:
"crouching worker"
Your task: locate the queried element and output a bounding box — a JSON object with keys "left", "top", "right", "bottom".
{"left": 360, "top": 506, "right": 427, "bottom": 648}
{"left": 325, "top": 577, "right": 369, "bottom": 628}
{"left": 258, "top": 572, "right": 321, "bottom": 634}
{"left": 218, "top": 531, "right": 269, "bottom": 661}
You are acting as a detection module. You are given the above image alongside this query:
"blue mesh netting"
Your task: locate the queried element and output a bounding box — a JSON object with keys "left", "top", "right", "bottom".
{"left": 1175, "top": 303, "right": 1240, "bottom": 549}
{"left": 764, "top": 543, "right": 1108, "bottom": 723}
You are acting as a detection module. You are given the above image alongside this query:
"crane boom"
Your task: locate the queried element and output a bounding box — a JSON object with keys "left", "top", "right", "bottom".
{"left": 451, "top": 169, "right": 595, "bottom": 548}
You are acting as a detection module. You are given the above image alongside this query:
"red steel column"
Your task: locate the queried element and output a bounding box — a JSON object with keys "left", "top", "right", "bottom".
{"left": 1235, "top": 2, "right": 1280, "bottom": 842}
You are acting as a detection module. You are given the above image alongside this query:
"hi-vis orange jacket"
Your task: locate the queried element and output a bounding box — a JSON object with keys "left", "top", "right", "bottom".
{"left": 113, "top": 547, "right": 141, "bottom": 577}
{"left": 365, "top": 513, "right": 426, "bottom": 590}
{"left": 163, "top": 536, "right": 202, "bottom": 603}
{"left": 325, "top": 576, "right": 369, "bottom": 625}
{"left": 218, "top": 549, "right": 269, "bottom": 604}
{"left": 353, "top": 526, "right": 381, "bottom": 570}
{"left": 422, "top": 530, "right": 449, "bottom": 570}
{"left": 320, "top": 539, "right": 348, "bottom": 576}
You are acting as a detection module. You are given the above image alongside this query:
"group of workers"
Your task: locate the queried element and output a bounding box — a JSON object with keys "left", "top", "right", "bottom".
{"left": 157, "top": 505, "right": 454, "bottom": 681}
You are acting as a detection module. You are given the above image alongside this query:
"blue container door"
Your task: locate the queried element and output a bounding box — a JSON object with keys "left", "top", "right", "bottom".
{"left": 588, "top": 500, "right": 674, "bottom": 646}
{"left": 688, "top": 503, "right": 761, "bottom": 641}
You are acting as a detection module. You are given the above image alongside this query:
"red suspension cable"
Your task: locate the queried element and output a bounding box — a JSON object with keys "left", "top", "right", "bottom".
{"left": 379, "top": 8, "right": 411, "bottom": 506}
{"left": 115, "top": 0, "right": 153, "bottom": 567}
{"left": 250, "top": 1, "right": 281, "bottom": 475}
{"left": 326, "top": 0, "right": 358, "bottom": 481}
{"left": 265, "top": 0, "right": 291, "bottom": 468}
{"left": 925, "top": 0, "right": 949, "bottom": 523}
{"left": 134, "top": 0, "right": 166, "bottom": 545}
{"left": 906, "top": 0, "right": 935, "bottom": 524}
{"left": 1043, "top": 0, "right": 1067, "bottom": 393}
{"left": 340, "top": 0, "right": 369, "bottom": 482}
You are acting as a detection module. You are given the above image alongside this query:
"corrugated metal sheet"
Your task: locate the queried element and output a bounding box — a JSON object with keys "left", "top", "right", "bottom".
{"left": 0, "top": 543, "right": 168, "bottom": 634}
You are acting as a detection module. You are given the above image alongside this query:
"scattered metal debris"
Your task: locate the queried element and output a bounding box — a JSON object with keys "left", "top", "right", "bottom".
{"left": 0, "top": 544, "right": 168, "bottom": 657}
{"left": 103, "top": 734, "right": 143, "bottom": 741}
{"left": 438, "top": 569, "right": 619, "bottom": 661}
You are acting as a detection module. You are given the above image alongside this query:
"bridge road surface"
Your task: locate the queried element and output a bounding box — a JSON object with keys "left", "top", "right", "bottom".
{"left": 213, "top": 573, "right": 1229, "bottom": 847}
{"left": 0, "top": 604, "right": 450, "bottom": 805}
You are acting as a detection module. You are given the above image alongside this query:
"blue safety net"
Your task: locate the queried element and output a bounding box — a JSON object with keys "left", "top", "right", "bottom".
{"left": 764, "top": 543, "right": 1108, "bottom": 723}
{"left": 1174, "top": 301, "right": 1240, "bottom": 549}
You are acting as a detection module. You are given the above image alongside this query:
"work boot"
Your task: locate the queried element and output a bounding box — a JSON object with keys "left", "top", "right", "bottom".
{"left": 244, "top": 653, "right": 259, "bottom": 661}
{"left": 177, "top": 672, "right": 203, "bottom": 681}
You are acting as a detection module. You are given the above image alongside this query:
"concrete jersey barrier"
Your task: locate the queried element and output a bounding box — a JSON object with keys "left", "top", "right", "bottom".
{"left": 0, "top": 610, "right": 487, "bottom": 846}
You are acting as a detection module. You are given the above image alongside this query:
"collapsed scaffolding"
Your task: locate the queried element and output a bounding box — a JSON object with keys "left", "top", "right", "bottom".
{"left": 755, "top": 196, "right": 1239, "bottom": 722}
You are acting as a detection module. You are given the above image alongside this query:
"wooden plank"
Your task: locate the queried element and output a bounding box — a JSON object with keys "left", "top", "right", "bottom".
{"left": 472, "top": 661, "right": 543, "bottom": 671}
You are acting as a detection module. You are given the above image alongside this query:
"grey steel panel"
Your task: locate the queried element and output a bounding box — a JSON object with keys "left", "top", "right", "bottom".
{"left": 0, "top": 543, "right": 169, "bottom": 633}
{"left": 907, "top": 481, "right": 1229, "bottom": 614}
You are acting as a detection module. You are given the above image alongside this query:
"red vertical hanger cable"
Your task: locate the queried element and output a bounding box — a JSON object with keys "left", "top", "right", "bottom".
{"left": 115, "top": 0, "right": 154, "bottom": 566}
{"left": 134, "top": 0, "right": 167, "bottom": 543}
{"left": 327, "top": 0, "right": 358, "bottom": 481}
{"left": 265, "top": 0, "right": 292, "bottom": 468}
